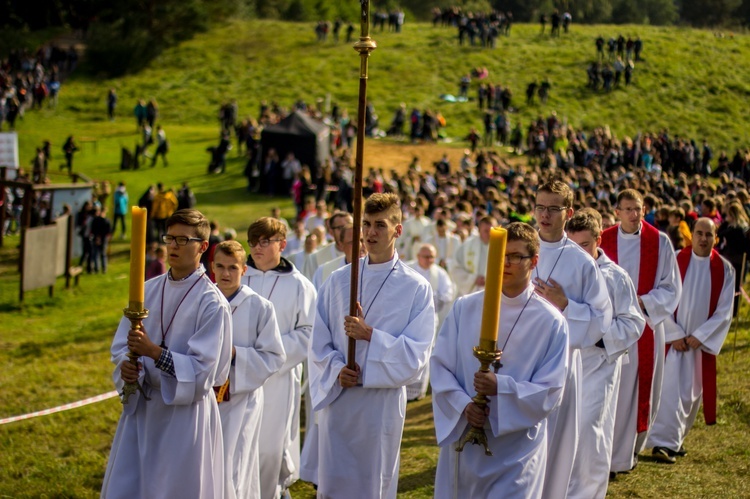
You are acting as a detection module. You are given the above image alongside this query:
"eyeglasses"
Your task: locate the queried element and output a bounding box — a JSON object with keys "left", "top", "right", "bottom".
{"left": 248, "top": 238, "right": 284, "bottom": 248}
{"left": 504, "top": 253, "right": 533, "bottom": 265}
{"left": 534, "top": 205, "right": 568, "bottom": 214}
{"left": 163, "top": 235, "right": 204, "bottom": 246}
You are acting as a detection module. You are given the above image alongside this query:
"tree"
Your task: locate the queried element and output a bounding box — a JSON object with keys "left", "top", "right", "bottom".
{"left": 679, "top": 0, "right": 742, "bottom": 26}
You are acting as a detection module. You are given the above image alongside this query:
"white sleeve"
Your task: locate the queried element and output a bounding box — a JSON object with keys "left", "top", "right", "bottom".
{"left": 693, "top": 262, "right": 736, "bottom": 355}
{"left": 231, "top": 300, "right": 286, "bottom": 394}
{"left": 363, "top": 283, "right": 436, "bottom": 388}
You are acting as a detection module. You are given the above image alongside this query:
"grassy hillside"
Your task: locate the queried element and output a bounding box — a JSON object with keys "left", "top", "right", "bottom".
{"left": 62, "top": 20, "right": 750, "bottom": 148}
{"left": 8, "top": 21, "right": 750, "bottom": 234}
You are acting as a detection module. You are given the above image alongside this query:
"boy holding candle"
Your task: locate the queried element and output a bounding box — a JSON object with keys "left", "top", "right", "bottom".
{"left": 102, "top": 209, "right": 233, "bottom": 498}
{"left": 308, "top": 193, "right": 435, "bottom": 498}
{"left": 431, "top": 222, "right": 569, "bottom": 497}
{"left": 532, "top": 180, "right": 613, "bottom": 498}
{"left": 212, "top": 240, "right": 286, "bottom": 499}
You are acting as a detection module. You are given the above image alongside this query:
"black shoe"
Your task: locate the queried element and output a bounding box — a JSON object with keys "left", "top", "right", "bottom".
{"left": 652, "top": 447, "right": 676, "bottom": 464}
{"left": 609, "top": 472, "right": 617, "bottom": 482}
{"left": 674, "top": 445, "right": 687, "bottom": 457}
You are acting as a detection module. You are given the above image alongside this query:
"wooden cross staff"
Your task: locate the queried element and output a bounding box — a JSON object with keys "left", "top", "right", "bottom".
{"left": 348, "top": 0, "right": 377, "bottom": 370}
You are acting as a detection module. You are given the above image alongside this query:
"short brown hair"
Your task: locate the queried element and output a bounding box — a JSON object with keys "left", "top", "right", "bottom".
{"left": 215, "top": 240, "right": 246, "bottom": 262}
{"left": 537, "top": 180, "right": 573, "bottom": 208}
{"left": 669, "top": 207, "right": 685, "bottom": 220}
{"left": 247, "top": 217, "right": 287, "bottom": 245}
{"left": 166, "top": 209, "right": 210, "bottom": 240}
{"left": 566, "top": 211, "right": 602, "bottom": 238}
{"left": 506, "top": 222, "right": 539, "bottom": 257}
{"left": 617, "top": 188, "right": 644, "bottom": 206}
{"left": 478, "top": 215, "right": 498, "bottom": 227}
{"left": 364, "top": 193, "right": 402, "bottom": 224}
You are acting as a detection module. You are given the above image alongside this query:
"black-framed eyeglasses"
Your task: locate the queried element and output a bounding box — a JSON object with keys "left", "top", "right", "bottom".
{"left": 534, "top": 205, "right": 568, "bottom": 214}
{"left": 504, "top": 253, "right": 534, "bottom": 265}
{"left": 163, "top": 235, "right": 204, "bottom": 246}
{"left": 248, "top": 238, "right": 284, "bottom": 248}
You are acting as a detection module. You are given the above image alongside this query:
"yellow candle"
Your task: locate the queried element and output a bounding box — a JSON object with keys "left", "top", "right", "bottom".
{"left": 129, "top": 206, "right": 147, "bottom": 306}
{"left": 479, "top": 227, "right": 507, "bottom": 349}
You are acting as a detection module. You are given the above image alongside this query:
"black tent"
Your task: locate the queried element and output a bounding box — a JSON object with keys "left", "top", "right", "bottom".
{"left": 260, "top": 110, "right": 330, "bottom": 174}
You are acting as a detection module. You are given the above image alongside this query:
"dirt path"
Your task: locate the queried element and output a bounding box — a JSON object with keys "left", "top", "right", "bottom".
{"left": 362, "top": 139, "right": 469, "bottom": 176}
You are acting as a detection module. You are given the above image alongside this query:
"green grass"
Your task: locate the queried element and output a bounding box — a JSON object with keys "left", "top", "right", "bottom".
{"left": 2, "top": 19, "right": 750, "bottom": 497}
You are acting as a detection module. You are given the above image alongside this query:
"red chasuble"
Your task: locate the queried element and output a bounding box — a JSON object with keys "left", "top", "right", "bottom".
{"left": 670, "top": 247, "right": 724, "bottom": 425}
{"left": 600, "top": 222, "right": 659, "bottom": 433}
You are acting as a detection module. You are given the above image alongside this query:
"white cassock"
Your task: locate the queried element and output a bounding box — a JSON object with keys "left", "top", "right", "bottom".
{"left": 312, "top": 255, "right": 346, "bottom": 291}
{"left": 425, "top": 232, "right": 461, "bottom": 270}
{"left": 536, "top": 236, "right": 612, "bottom": 499}
{"left": 102, "top": 267, "right": 232, "bottom": 499}
{"left": 303, "top": 214, "right": 326, "bottom": 234}
{"left": 405, "top": 261, "right": 456, "bottom": 400}
{"left": 647, "top": 252, "right": 734, "bottom": 452}
{"left": 288, "top": 248, "right": 311, "bottom": 276}
{"left": 610, "top": 226, "right": 681, "bottom": 472}
{"left": 309, "top": 253, "right": 435, "bottom": 498}
{"left": 399, "top": 214, "right": 432, "bottom": 260}
{"left": 300, "top": 254, "right": 346, "bottom": 485}
{"left": 243, "top": 258, "right": 317, "bottom": 498}
{"left": 306, "top": 243, "right": 342, "bottom": 281}
{"left": 567, "top": 249, "right": 645, "bottom": 499}
{"left": 220, "top": 286, "right": 285, "bottom": 499}
{"left": 283, "top": 233, "right": 304, "bottom": 256}
{"left": 452, "top": 235, "right": 488, "bottom": 296}
{"left": 431, "top": 285, "right": 569, "bottom": 498}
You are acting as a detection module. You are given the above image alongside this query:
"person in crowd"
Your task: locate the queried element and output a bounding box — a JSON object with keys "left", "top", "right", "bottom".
{"left": 566, "top": 209, "right": 645, "bottom": 497}
{"left": 601, "top": 189, "right": 682, "bottom": 476}
{"left": 308, "top": 193, "right": 434, "bottom": 497}
{"left": 532, "top": 180, "right": 612, "bottom": 498}
{"left": 243, "top": 217, "right": 317, "bottom": 499}
{"left": 101, "top": 209, "right": 232, "bottom": 498}
{"left": 431, "top": 222, "right": 568, "bottom": 497}
{"left": 212, "top": 240, "right": 286, "bottom": 498}
{"left": 647, "top": 218, "right": 734, "bottom": 463}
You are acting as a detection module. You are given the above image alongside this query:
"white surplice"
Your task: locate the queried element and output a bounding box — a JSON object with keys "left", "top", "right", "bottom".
{"left": 242, "top": 258, "right": 317, "bottom": 498}
{"left": 306, "top": 243, "right": 342, "bottom": 280}
{"left": 536, "top": 236, "right": 613, "bottom": 499}
{"left": 102, "top": 267, "right": 232, "bottom": 499}
{"left": 431, "top": 285, "right": 569, "bottom": 498}
{"left": 312, "top": 254, "right": 345, "bottom": 291}
{"left": 399, "top": 214, "right": 432, "bottom": 260}
{"left": 568, "top": 249, "right": 645, "bottom": 499}
{"left": 301, "top": 254, "right": 345, "bottom": 485}
{"left": 647, "top": 252, "right": 734, "bottom": 452}
{"left": 405, "top": 261, "right": 456, "bottom": 400}
{"left": 309, "top": 253, "right": 435, "bottom": 499}
{"left": 610, "top": 226, "right": 682, "bottom": 472}
{"left": 451, "top": 235, "right": 488, "bottom": 296}
{"left": 425, "top": 231, "right": 461, "bottom": 270}
{"left": 220, "top": 286, "right": 285, "bottom": 499}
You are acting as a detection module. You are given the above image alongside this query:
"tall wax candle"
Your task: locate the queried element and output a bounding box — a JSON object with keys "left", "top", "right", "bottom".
{"left": 129, "top": 206, "right": 147, "bottom": 305}
{"left": 478, "top": 227, "right": 507, "bottom": 349}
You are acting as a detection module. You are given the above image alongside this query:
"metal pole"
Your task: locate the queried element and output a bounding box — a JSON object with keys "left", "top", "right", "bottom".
{"left": 347, "top": 0, "right": 377, "bottom": 370}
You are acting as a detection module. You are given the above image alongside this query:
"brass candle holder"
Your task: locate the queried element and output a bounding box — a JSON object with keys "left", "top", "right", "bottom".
{"left": 456, "top": 340, "right": 502, "bottom": 456}
{"left": 120, "top": 302, "right": 151, "bottom": 404}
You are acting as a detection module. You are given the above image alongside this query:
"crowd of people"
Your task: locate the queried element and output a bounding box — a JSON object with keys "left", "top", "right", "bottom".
{"left": 587, "top": 35, "right": 644, "bottom": 91}
{"left": 0, "top": 44, "right": 77, "bottom": 130}
{"left": 99, "top": 107, "right": 747, "bottom": 497}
